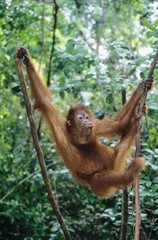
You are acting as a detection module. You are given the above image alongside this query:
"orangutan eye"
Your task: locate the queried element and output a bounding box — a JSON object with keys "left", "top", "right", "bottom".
{"left": 86, "top": 116, "right": 89, "bottom": 119}
{"left": 78, "top": 115, "right": 82, "bottom": 120}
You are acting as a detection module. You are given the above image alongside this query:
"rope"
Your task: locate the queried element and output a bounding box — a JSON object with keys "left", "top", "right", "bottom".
{"left": 134, "top": 50, "right": 158, "bottom": 240}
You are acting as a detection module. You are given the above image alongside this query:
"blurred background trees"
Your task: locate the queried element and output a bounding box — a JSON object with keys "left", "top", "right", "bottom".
{"left": 0, "top": 0, "right": 158, "bottom": 239}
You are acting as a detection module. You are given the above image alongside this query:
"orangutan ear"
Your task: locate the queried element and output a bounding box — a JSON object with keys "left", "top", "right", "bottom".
{"left": 67, "top": 120, "right": 71, "bottom": 126}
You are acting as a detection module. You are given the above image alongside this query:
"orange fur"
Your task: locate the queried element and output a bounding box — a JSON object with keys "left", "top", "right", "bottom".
{"left": 16, "top": 47, "right": 149, "bottom": 198}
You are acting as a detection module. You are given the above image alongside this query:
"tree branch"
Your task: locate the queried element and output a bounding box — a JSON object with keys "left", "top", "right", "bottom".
{"left": 16, "top": 57, "right": 71, "bottom": 240}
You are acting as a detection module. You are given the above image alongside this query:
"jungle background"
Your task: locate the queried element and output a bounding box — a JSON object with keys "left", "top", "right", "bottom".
{"left": 0, "top": 0, "right": 158, "bottom": 239}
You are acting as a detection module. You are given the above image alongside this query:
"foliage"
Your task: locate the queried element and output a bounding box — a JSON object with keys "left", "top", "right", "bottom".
{"left": 0, "top": 0, "right": 158, "bottom": 239}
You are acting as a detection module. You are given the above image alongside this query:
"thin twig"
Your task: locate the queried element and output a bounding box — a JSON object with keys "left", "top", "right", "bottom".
{"left": 37, "top": 0, "right": 46, "bottom": 137}
{"left": 0, "top": 162, "right": 55, "bottom": 202}
{"left": 38, "top": 0, "right": 59, "bottom": 136}
{"left": 16, "top": 58, "right": 71, "bottom": 240}
{"left": 38, "top": 0, "right": 46, "bottom": 73}
{"left": 37, "top": 116, "right": 43, "bottom": 139}
{"left": 121, "top": 87, "right": 128, "bottom": 240}
{"left": 147, "top": 50, "right": 158, "bottom": 79}
{"left": 47, "top": 0, "right": 59, "bottom": 86}
{"left": 134, "top": 49, "right": 158, "bottom": 240}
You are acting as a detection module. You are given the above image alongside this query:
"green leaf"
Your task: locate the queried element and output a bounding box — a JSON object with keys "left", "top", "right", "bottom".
{"left": 147, "top": 30, "right": 158, "bottom": 39}
{"left": 85, "top": 74, "right": 94, "bottom": 80}
{"left": 65, "top": 39, "right": 75, "bottom": 54}
{"left": 142, "top": 18, "right": 155, "bottom": 30}
{"left": 140, "top": 71, "right": 146, "bottom": 79}
{"left": 59, "top": 90, "right": 65, "bottom": 99}
{"left": 154, "top": 18, "right": 158, "bottom": 28}
{"left": 59, "top": 77, "right": 65, "bottom": 87}
{"left": 106, "top": 93, "right": 113, "bottom": 104}
{"left": 154, "top": 209, "right": 158, "bottom": 215}
{"left": 154, "top": 69, "right": 158, "bottom": 80}
{"left": 149, "top": 104, "right": 158, "bottom": 110}
{"left": 149, "top": 163, "right": 158, "bottom": 171}
{"left": 11, "top": 82, "right": 19, "bottom": 88}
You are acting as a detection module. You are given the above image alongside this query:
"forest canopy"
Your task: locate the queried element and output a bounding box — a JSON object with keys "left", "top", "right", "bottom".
{"left": 0, "top": 0, "right": 158, "bottom": 239}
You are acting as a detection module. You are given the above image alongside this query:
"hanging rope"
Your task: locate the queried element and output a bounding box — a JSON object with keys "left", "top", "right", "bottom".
{"left": 134, "top": 50, "right": 158, "bottom": 240}
{"left": 16, "top": 57, "right": 71, "bottom": 240}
